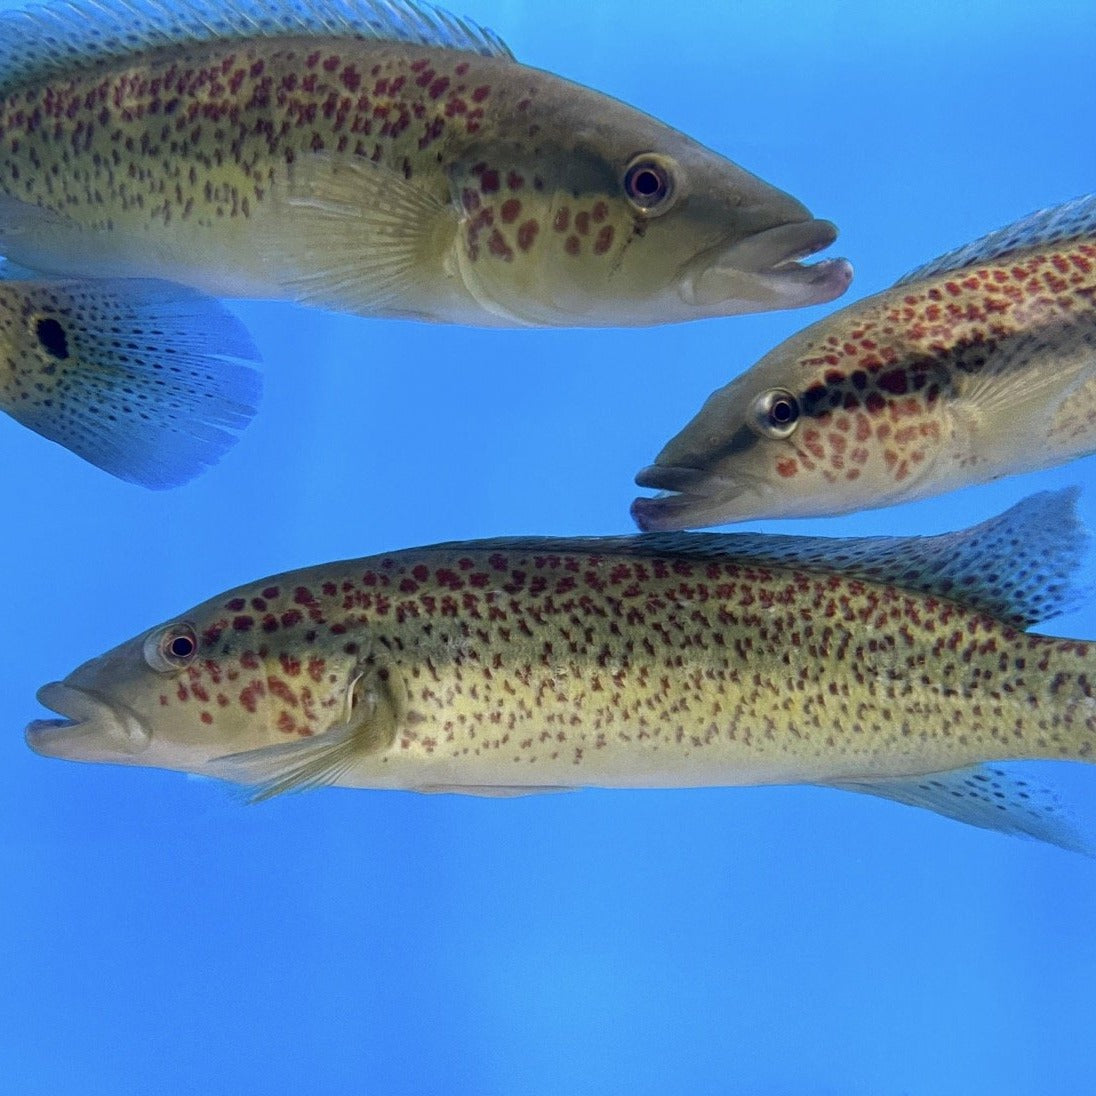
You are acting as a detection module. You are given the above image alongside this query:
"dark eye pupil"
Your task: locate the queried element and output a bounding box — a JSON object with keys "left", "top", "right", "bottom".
{"left": 624, "top": 160, "right": 672, "bottom": 208}
{"left": 770, "top": 399, "right": 796, "bottom": 425}
{"left": 170, "top": 635, "right": 195, "bottom": 659}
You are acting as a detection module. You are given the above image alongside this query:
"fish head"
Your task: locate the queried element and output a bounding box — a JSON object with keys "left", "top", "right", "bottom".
{"left": 632, "top": 322, "right": 960, "bottom": 528}
{"left": 446, "top": 93, "right": 852, "bottom": 326}
{"left": 26, "top": 584, "right": 370, "bottom": 779}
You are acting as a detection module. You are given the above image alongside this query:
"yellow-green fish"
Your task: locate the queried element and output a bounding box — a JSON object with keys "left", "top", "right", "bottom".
{"left": 27, "top": 489, "right": 1096, "bottom": 852}
{"left": 0, "top": 272, "right": 259, "bottom": 486}
{"left": 0, "top": 0, "right": 850, "bottom": 327}
{"left": 633, "top": 195, "right": 1096, "bottom": 530}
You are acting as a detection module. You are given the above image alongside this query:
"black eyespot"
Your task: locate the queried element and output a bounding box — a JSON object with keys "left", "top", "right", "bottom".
{"left": 623, "top": 155, "right": 676, "bottom": 214}
{"left": 143, "top": 622, "right": 200, "bottom": 673}
{"left": 749, "top": 389, "right": 801, "bottom": 439}
{"left": 36, "top": 316, "right": 70, "bottom": 360}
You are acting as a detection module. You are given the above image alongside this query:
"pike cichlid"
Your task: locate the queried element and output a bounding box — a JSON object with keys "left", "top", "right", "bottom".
{"left": 0, "top": 0, "right": 850, "bottom": 328}
{"left": 633, "top": 195, "right": 1096, "bottom": 530}
{"left": 26, "top": 489, "right": 1096, "bottom": 853}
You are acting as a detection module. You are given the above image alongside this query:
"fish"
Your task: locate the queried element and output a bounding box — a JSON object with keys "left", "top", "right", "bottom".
{"left": 0, "top": 272, "right": 260, "bottom": 487}
{"left": 26, "top": 487, "right": 1096, "bottom": 853}
{"left": 632, "top": 194, "right": 1096, "bottom": 530}
{"left": 0, "top": 0, "right": 850, "bottom": 328}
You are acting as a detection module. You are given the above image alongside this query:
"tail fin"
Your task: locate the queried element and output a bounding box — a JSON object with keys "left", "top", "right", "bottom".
{"left": 0, "top": 277, "right": 261, "bottom": 488}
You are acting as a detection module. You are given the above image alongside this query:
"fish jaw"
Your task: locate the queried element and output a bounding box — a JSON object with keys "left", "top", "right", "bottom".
{"left": 26, "top": 681, "right": 150, "bottom": 762}
{"left": 683, "top": 219, "right": 853, "bottom": 314}
{"left": 632, "top": 464, "right": 779, "bottom": 530}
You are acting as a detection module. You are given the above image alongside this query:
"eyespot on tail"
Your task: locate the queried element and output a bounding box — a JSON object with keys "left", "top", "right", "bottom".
{"left": 0, "top": 278, "right": 262, "bottom": 488}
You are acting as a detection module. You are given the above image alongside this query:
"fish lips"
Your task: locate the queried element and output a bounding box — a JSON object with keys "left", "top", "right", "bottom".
{"left": 684, "top": 219, "right": 853, "bottom": 313}
{"left": 632, "top": 463, "right": 768, "bottom": 531}
{"left": 26, "top": 681, "right": 150, "bottom": 760}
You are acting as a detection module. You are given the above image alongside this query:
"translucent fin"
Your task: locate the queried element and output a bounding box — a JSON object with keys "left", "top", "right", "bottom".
{"left": 262, "top": 154, "right": 450, "bottom": 315}
{"left": 210, "top": 661, "right": 403, "bottom": 800}
{"left": 895, "top": 194, "right": 1096, "bottom": 285}
{"left": 415, "top": 784, "right": 575, "bottom": 796}
{"left": 826, "top": 765, "right": 1091, "bottom": 855}
{"left": 0, "top": 278, "right": 261, "bottom": 488}
{"left": 0, "top": 0, "right": 512, "bottom": 95}
{"left": 431, "top": 489, "right": 1088, "bottom": 628}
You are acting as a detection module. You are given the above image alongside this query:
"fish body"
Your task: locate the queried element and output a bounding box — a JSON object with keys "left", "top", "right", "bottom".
{"left": 633, "top": 195, "right": 1096, "bottom": 529}
{"left": 27, "top": 490, "right": 1096, "bottom": 850}
{"left": 0, "top": 272, "right": 260, "bottom": 486}
{"left": 0, "top": 0, "right": 850, "bottom": 327}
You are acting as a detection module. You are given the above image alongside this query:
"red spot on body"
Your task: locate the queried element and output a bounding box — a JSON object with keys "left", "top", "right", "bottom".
{"left": 565, "top": 235, "right": 581, "bottom": 256}
{"left": 233, "top": 616, "right": 254, "bottom": 632}
{"left": 488, "top": 229, "right": 513, "bottom": 260}
{"left": 323, "top": 54, "right": 339, "bottom": 73}
{"left": 518, "top": 220, "right": 539, "bottom": 251}
{"left": 593, "top": 225, "right": 614, "bottom": 255}
{"left": 200, "top": 711, "right": 213, "bottom": 725}
{"left": 341, "top": 66, "right": 361, "bottom": 92}
{"left": 574, "top": 211, "right": 590, "bottom": 236}
{"left": 553, "top": 208, "right": 570, "bottom": 232}
{"left": 226, "top": 597, "right": 245, "bottom": 611}
{"left": 480, "top": 169, "right": 500, "bottom": 193}
{"left": 500, "top": 198, "right": 521, "bottom": 223}
{"left": 507, "top": 170, "right": 525, "bottom": 190}
{"left": 471, "top": 85, "right": 490, "bottom": 102}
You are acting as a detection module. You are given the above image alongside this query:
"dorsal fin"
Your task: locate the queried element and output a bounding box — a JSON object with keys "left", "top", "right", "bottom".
{"left": 895, "top": 194, "right": 1096, "bottom": 286}
{"left": 430, "top": 489, "right": 1088, "bottom": 630}
{"left": 0, "top": 0, "right": 513, "bottom": 95}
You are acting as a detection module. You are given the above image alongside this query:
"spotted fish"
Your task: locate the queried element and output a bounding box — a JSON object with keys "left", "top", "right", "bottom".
{"left": 0, "top": 0, "right": 850, "bottom": 327}
{"left": 633, "top": 195, "right": 1096, "bottom": 529}
{"left": 26, "top": 489, "right": 1096, "bottom": 852}
{"left": 0, "top": 272, "right": 259, "bottom": 486}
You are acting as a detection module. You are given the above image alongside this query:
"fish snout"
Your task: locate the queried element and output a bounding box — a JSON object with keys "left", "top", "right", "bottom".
{"left": 26, "top": 681, "right": 150, "bottom": 759}
{"left": 632, "top": 464, "right": 765, "bottom": 531}
{"left": 685, "top": 219, "right": 853, "bottom": 313}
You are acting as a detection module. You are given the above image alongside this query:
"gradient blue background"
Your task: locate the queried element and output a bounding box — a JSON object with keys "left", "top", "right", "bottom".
{"left": 3, "top": 2, "right": 1096, "bottom": 1093}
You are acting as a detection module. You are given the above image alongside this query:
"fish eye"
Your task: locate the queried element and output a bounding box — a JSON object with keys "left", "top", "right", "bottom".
{"left": 623, "top": 155, "right": 677, "bottom": 215}
{"left": 749, "top": 389, "right": 801, "bottom": 439}
{"left": 143, "top": 622, "right": 200, "bottom": 673}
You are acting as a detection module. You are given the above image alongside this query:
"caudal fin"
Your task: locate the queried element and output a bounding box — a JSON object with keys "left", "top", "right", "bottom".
{"left": 0, "top": 277, "right": 261, "bottom": 488}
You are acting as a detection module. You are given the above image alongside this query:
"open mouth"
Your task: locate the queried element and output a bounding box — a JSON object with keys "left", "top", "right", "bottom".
{"left": 26, "top": 682, "right": 149, "bottom": 758}
{"left": 687, "top": 219, "right": 854, "bottom": 311}
{"left": 631, "top": 466, "right": 762, "bottom": 531}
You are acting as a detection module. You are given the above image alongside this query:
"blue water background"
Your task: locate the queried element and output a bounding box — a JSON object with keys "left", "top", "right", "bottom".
{"left": 3, "top": 2, "right": 1095, "bottom": 1093}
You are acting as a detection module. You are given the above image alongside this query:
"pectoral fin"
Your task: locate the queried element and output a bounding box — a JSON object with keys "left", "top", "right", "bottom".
{"left": 263, "top": 153, "right": 452, "bottom": 316}
{"left": 211, "top": 661, "right": 406, "bottom": 800}
{"left": 825, "top": 764, "right": 1091, "bottom": 854}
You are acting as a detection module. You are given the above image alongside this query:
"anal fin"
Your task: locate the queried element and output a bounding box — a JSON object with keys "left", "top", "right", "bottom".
{"left": 825, "top": 764, "right": 1091, "bottom": 855}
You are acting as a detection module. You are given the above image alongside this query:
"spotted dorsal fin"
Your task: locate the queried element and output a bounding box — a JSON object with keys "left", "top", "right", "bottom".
{"left": 430, "top": 489, "right": 1088, "bottom": 629}
{"left": 0, "top": 0, "right": 513, "bottom": 96}
{"left": 895, "top": 194, "right": 1096, "bottom": 286}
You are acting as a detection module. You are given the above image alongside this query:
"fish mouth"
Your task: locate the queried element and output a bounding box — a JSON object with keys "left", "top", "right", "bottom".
{"left": 26, "top": 682, "right": 150, "bottom": 760}
{"left": 632, "top": 465, "right": 767, "bottom": 531}
{"left": 685, "top": 219, "right": 853, "bottom": 313}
